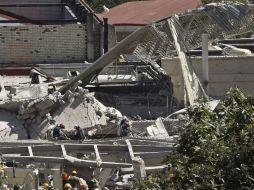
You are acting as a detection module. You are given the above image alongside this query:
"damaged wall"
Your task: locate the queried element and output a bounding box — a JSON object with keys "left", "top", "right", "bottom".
{"left": 0, "top": 24, "right": 87, "bottom": 64}
{"left": 162, "top": 56, "right": 254, "bottom": 101}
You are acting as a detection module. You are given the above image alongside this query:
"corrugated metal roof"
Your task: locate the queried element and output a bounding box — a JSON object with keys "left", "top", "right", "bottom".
{"left": 98, "top": 0, "right": 202, "bottom": 26}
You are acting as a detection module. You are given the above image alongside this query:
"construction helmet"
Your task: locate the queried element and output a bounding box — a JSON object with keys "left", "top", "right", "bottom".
{"left": 43, "top": 183, "right": 49, "bottom": 189}
{"left": 64, "top": 183, "right": 72, "bottom": 189}
{"left": 72, "top": 170, "right": 77, "bottom": 175}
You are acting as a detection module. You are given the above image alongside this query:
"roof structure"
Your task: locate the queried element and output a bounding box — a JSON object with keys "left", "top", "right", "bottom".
{"left": 98, "top": 0, "right": 202, "bottom": 26}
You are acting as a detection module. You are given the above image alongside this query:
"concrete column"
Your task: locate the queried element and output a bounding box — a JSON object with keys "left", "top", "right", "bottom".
{"left": 87, "top": 13, "right": 95, "bottom": 62}
{"left": 202, "top": 33, "right": 209, "bottom": 90}
{"left": 52, "top": 166, "right": 62, "bottom": 190}
{"left": 132, "top": 157, "right": 146, "bottom": 180}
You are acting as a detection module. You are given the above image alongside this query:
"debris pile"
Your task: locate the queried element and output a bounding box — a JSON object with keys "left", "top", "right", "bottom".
{"left": 0, "top": 87, "right": 122, "bottom": 140}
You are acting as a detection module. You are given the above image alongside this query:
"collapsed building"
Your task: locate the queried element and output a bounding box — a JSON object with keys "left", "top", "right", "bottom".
{"left": 0, "top": 1, "right": 254, "bottom": 189}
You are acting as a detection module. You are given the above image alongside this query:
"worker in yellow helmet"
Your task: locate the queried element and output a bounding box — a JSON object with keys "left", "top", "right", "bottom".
{"left": 43, "top": 183, "right": 49, "bottom": 190}
{"left": 68, "top": 170, "right": 80, "bottom": 190}
{"left": 0, "top": 162, "right": 5, "bottom": 178}
{"left": 64, "top": 183, "right": 72, "bottom": 190}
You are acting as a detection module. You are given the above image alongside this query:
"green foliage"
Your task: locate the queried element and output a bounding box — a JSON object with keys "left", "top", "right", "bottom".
{"left": 202, "top": 0, "right": 249, "bottom": 4}
{"left": 85, "top": 0, "right": 143, "bottom": 13}
{"left": 133, "top": 175, "right": 162, "bottom": 190}
{"left": 134, "top": 88, "right": 254, "bottom": 190}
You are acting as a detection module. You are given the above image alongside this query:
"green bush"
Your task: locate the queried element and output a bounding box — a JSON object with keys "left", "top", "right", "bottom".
{"left": 134, "top": 88, "right": 254, "bottom": 190}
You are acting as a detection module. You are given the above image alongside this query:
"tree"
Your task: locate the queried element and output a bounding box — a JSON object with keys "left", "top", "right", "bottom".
{"left": 134, "top": 88, "right": 254, "bottom": 189}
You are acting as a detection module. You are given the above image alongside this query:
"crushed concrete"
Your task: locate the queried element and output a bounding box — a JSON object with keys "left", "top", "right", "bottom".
{"left": 0, "top": 110, "right": 27, "bottom": 140}
{"left": 0, "top": 85, "right": 122, "bottom": 140}
{"left": 131, "top": 117, "right": 186, "bottom": 140}
{"left": 26, "top": 88, "right": 122, "bottom": 139}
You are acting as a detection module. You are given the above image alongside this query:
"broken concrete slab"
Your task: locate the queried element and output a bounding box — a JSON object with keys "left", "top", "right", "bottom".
{"left": 146, "top": 117, "right": 170, "bottom": 139}
{"left": 0, "top": 110, "right": 27, "bottom": 140}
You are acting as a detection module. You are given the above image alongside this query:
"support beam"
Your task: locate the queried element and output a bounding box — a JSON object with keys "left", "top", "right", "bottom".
{"left": 0, "top": 144, "right": 172, "bottom": 154}
{"left": 167, "top": 17, "right": 206, "bottom": 105}
{"left": 121, "top": 165, "right": 168, "bottom": 174}
{"left": 61, "top": 145, "right": 67, "bottom": 157}
{"left": 59, "top": 25, "right": 151, "bottom": 94}
{"left": 125, "top": 140, "right": 135, "bottom": 160}
{"left": 94, "top": 145, "right": 102, "bottom": 167}
{"left": 87, "top": 13, "right": 95, "bottom": 62}
{"left": 52, "top": 165, "right": 62, "bottom": 190}
{"left": 132, "top": 157, "right": 146, "bottom": 180}
{"left": 0, "top": 3, "right": 68, "bottom": 7}
{"left": 0, "top": 8, "right": 34, "bottom": 23}
{"left": 28, "top": 146, "right": 33, "bottom": 157}
{"left": 202, "top": 33, "right": 209, "bottom": 90}
{"left": 3, "top": 155, "right": 133, "bottom": 168}
{"left": 94, "top": 145, "right": 101, "bottom": 161}
{"left": 0, "top": 19, "right": 82, "bottom": 24}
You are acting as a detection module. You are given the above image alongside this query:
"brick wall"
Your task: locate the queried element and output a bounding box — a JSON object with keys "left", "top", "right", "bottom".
{"left": 0, "top": 24, "right": 88, "bottom": 64}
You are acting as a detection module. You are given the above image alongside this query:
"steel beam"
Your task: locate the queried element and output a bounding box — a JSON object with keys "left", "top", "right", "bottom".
{"left": 59, "top": 25, "right": 151, "bottom": 94}
{"left": 0, "top": 3, "right": 68, "bottom": 7}
{"left": 3, "top": 155, "right": 132, "bottom": 168}
{"left": 0, "top": 19, "right": 82, "bottom": 24}
{"left": 0, "top": 144, "right": 172, "bottom": 154}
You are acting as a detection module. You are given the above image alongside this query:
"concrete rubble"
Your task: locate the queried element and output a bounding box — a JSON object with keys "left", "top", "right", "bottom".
{"left": 0, "top": 80, "right": 122, "bottom": 140}
{"left": 0, "top": 2, "right": 253, "bottom": 190}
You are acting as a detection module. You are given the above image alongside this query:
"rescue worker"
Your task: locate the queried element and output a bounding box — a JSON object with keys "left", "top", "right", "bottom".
{"left": 120, "top": 116, "right": 129, "bottom": 137}
{"left": 79, "top": 178, "right": 88, "bottom": 190}
{"left": 0, "top": 163, "right": 8, "bottom": 190}
{"left": 74, "top": 125, "right": 85, "bottom": 141}
{"left": 13, "top": 184, "right": 20, "bottom": 190}
{"left": 0, "top": 162, "right": 4, "bottom": 178}
{"left": 43, "top": 183, "right": 49, "bottom": 190}
{"left": 62, "top": 172, "right": 69, "bottom": 189}
{"left": 46, "top": 120, "right": 56, "bottom": 139}
{"left": 52, "top": 124, "right": 69, "bottom": 140}
{"left": 88, "top": 175, "right": 100, "bottom": 190}
{"left": 68, "top": 170, "right": 80, "bottom": 190}
{"left": 64, "top": 183, "right": 72, "bottom": 190}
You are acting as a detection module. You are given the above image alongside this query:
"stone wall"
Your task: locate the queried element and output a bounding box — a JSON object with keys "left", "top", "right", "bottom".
{"left": 0, "top": 24, "right": 87, "bottom": 64}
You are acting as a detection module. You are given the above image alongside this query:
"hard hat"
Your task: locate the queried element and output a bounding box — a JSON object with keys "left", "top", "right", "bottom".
{"left": 64, "top": 183, "right": 72, "bottom": 189}
{"left": 123, "top": 116, "right": 127, "bottom": 120}
{"left": 43, "top": 183, "right": 49, "bottom": 189}
{"left": 72, "top": 170, "right": 77, "bottom": 175}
